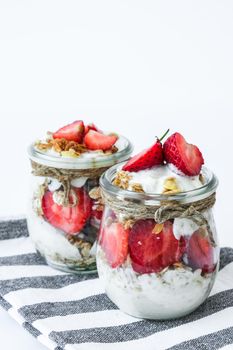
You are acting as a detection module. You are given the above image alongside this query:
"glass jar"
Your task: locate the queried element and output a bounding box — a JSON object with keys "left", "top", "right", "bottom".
{"left": 27, "top": 137, "right": 133, "bottom": 274}
{"left": 97, "top": 163, "right": 219, "bottom": 319}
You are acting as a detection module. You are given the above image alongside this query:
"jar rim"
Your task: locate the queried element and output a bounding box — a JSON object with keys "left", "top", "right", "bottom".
{"left": 28, "top": 135, "right": 133, "bottom": 170}
{"left": 100, "top": 162, "right": 219, "bottom": 204}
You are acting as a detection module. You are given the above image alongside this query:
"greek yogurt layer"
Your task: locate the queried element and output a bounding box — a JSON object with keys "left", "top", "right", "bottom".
{"left": 126, "top": 164, "right": 203, "bottom": 194}
{"left": 97, "top": 247, "right": 216, "bottom": 319}
{"left": 27, "top": 208, "right": 82, "bottom": 261}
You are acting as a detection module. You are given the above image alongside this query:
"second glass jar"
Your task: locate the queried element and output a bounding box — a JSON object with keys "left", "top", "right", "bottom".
{"left": 27, "top": 137, "right": 133, "bottom": 274}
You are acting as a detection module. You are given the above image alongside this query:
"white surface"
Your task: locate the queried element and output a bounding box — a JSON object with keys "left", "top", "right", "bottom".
{"left": 0, "top": 0, "right": 233, "bottom": 349}
{"left": 0, "top": 307, "right": 47, "bottom": 350}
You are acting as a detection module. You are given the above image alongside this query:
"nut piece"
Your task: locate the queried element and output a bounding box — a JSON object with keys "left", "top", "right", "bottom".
{"left": 130, "top": 183, "right": 144, "bottom": 193}
{"left": 104, "top": 145, "right": 118, "bottom": 155}
{"left": 61, "top": 149, "right": 80, "bottom": 158}
{"left": 89, "top": 187, "right": 102, "bottom": 200}
{"left": 113, "top": 171, "right": 132, "bottom": 190}
{"left": 199, "top": 173, "right": 205, "bottom": 185}
{"left": 163, "top": 177, "right": 181, "bottom": 194}
{"left": 152, "top": 223, "right": 164, "bottom": 234}
{"left": 173, "top": 262, "right": 184, "bottom": 269}
{"left": 123, "top": 219, "right": 135, "bottom": 229}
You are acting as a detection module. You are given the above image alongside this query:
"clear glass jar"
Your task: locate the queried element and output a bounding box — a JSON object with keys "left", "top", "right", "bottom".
{"left": 27, "top": 137, "right": 133, "bottom": 274}
{"left": 97, "top": 164, "right": 219, "bottom": 319}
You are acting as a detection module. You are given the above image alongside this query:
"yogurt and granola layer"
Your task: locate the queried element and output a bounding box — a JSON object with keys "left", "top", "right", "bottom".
{"left": 97, "top": 131, "right": 219, "bottom": 319}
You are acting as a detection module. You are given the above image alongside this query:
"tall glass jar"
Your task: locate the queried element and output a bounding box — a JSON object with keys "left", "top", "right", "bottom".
{"left": 97, "top": 163, "right": 219, "bottom": 319}
{"left": 27, "top": 137, "right": 133, "bottom": 274}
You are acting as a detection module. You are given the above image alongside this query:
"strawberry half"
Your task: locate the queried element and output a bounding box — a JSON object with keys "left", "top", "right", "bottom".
{"left": 42, "top": 187, "right": 92, "bottom": 235}
{"left": 163, "top": 132, "right": 204, "bottom": 176}
{"left": 53, "top": 120, "right": 84, "bottom": 143}
{"left": 122, "top": 139, "right": 163, "bottom": 172}
{"left": 187, "top": 229, "right": 216, "bottom": 273}
{"left": 100, "top": 222, "right": 129, "bottom": 268}
{"left": 84, "top": 130, "right": 118, "bottom": 151}
{"left": 129, "top": 220, "right": 185, "bottom": 274}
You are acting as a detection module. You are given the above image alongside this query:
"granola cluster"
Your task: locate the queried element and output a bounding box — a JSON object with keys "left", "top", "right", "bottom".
{"left": 35, "top": 134, "right": 118, "bottom": 158}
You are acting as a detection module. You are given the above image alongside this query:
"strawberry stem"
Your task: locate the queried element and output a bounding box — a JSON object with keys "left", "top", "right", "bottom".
{"left": 159, "top": 129, "right": 170, "bottom": 142}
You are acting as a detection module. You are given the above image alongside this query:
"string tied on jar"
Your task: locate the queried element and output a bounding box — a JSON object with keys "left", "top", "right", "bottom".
{"left": 31, "top": 160, "right": 109, "bottom": 207}
{"left": 101, "top": 189, "right": 216, "bottom": 244}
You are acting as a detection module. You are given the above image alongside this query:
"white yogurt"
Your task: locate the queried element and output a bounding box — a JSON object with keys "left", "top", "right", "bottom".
{"left": 97, "top": 247, "right": 216, "bottom": 319}
{"left": 27, "top": 208, "right": 82, "bottom": 261}
{"left": 127, "top": 165, "right": 203, "bottom": 194}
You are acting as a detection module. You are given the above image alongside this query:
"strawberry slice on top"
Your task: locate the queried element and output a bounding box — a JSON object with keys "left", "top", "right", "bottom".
{"left": 122, "top": 129, "right": 169, "bottom": 172}
{"left": 42, "top": 187, "right": 92, "bottom": 235}
{"left": 163, "top": 132, "right": 204, "bottom": 176}
{"left": 84, "top": 130, "right": 118, "bottom": 151}
{"left": 128, "top": 220, "right": 185, "bottom": 274}
{"left": 100, "top": 221, "right": 129, "bottom": 268}
{"left": 53, "top": 120, "right": 84, "bottom": 143}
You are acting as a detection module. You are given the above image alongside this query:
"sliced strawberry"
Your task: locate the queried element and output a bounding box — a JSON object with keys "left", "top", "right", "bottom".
{"left": 84, "top": 123, "right": 101, "bottom": 135}
{"left": 91, "top": 208, "right": 103, "bottom": 221}
{"left": 84, "top": 130, "right": 118, "bottom": 151}
{"left": 122, "top": 139, "right": 163, "bottom": 172}
{"left": 129, "top": 220, "right": 185, "bottom": 274}
{"left": 100, "top": 222, "right": 129, "bottom": 268}
{"left": 53, "top": 120, "right": 84, "bottom": 143}
{"left": 163, "top": 132, "right": 204, "bottom": 176}
{"left": 187, "top": 229, "right": 216, "bottom": 273}
{"left": 42, "top": 187, "right": 92, "bottom": 235}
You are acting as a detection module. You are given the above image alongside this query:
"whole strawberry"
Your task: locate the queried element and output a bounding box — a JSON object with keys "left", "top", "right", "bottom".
{"left": 163, "top": 132, "right": 204, "bottom": 176}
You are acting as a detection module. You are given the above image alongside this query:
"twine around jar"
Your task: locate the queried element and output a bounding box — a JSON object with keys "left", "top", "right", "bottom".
{"left": 101, "top": 189, "right": 216, "bottom": 244}
{"left": 31, "top": 160, "right": 109, "bottom": 207}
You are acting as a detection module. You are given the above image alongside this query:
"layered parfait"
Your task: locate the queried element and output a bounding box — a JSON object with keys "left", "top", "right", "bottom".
{"left": 97, "top": 131, "right": 219, "bottom": 319}
{"left": 27, "top": 120, "right": 132, "bottom": 273}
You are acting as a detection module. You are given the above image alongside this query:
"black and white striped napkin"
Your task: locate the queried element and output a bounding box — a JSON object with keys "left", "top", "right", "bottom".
{"left": 0, "top": 218, "right": 233, "bottom": 350}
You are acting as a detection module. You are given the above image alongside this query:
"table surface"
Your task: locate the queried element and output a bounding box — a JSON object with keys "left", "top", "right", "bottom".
{"left": 1, "top": 0, "right": 233, "bottom": 348}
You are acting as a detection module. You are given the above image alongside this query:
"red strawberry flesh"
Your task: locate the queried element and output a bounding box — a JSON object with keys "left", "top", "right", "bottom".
{"left": 53, "top": 120, "right": 84, "bottom": 143}
{"left": 100, "top": 222, "right": 129, "bottom": 268}
{"left": 84, "top": 130, "right": 118, "bottom": 151}
{"left": 84, "top": 123, "right": 100, "bottom": 135}
{"left": 122, "top": 139, "right": 163, "bottom": 172}
{"left": 187, "top": 229, "right": 216, "bottom": 273}
{"left": 129, "top": 220, "right": 185, "bottom": 274}
{"left": 164, "top": 132, "right": 204, "bottom": 176}
{"left": 42, "top": 187, "right": 92, "bottom": 235}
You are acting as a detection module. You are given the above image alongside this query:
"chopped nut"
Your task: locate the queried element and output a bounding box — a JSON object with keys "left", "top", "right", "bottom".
{"left": 173, "top": 262, "right": 184, "bottom": 268}
{"left": 104, "top": 145, "right": 118, "bottom": 155}
{"left": 152, "top": 223, "right": 164, "bottom": 234}
{"left": 199, "top": 173, "right": 205, "bottom": 185}
{"left": 95, "top": 204, "right": 104, "bottom": 212}
{"left": 163, "top": 177, "right": 181, "bottom": 194}
{"left": 130, "top": 183, "right": 144, "bottom": 193}
{"left": 113, "top": 171, "right": 132, "bottom": 190}
{"left": 123, "top": 219, "right": 135, "bottom": 229}
{"left": 89, "top": 187, "right": 102, "bottom": 200}
{"left": 61, "top": 149, "right": 80, "bottom": 158}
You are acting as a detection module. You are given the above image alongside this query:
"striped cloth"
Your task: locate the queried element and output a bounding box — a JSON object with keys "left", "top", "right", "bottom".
{"left": 0, "top": 219, "right": 233, "bottom": 350}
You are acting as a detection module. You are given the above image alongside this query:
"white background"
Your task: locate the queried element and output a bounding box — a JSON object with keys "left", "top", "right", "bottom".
{"left": 0, "top": 0, "right": 233, "bottom": 349}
